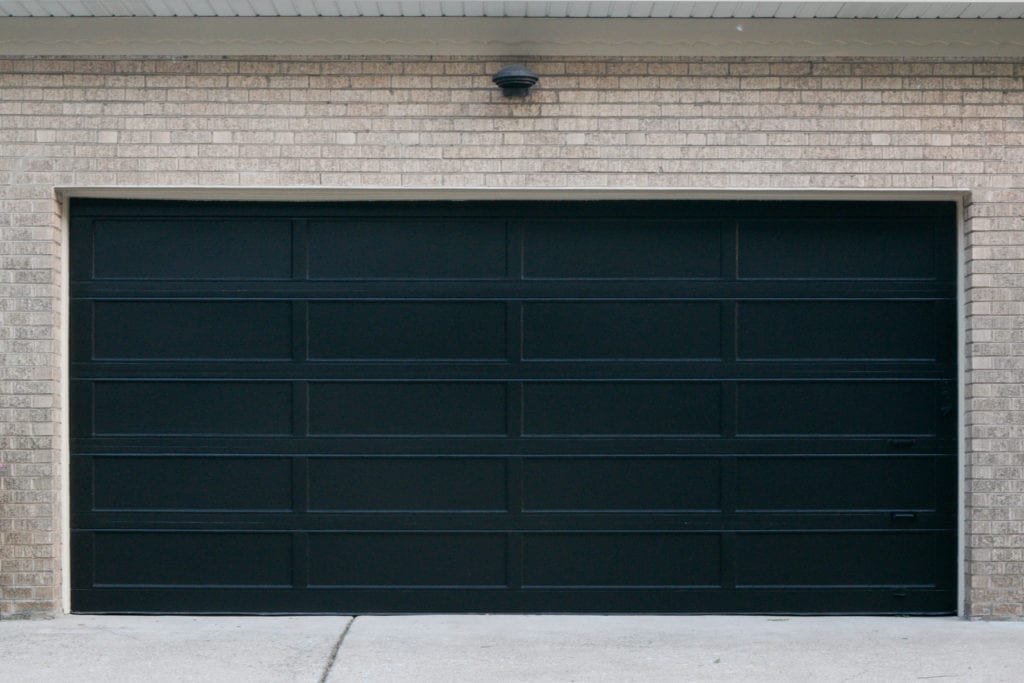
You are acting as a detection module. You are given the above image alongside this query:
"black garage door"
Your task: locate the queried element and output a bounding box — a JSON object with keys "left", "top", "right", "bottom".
{"left": 70, "top": 199, "right": 957, "bottom": 614}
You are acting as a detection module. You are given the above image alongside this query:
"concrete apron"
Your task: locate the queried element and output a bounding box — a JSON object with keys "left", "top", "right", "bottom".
{"left": 2, "top": 615, "right": 1023, "bottom": 683}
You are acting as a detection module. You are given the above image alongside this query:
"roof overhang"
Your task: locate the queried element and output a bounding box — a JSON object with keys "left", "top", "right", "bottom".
{"left": 1, "top": 16, "right": 1022, "bottom": 56}
{"left": 3, "top": 2, "right": 1024, "bottom": 19}
{"left": 0, "top": 2, "right": 1022, "bottom": 57}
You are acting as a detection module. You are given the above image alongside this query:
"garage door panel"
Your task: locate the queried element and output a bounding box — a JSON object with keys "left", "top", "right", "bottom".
{"left": 91, "top": 456, "right": 293, "bottom": 511}
{"left": 85, "top": 301, "right": 293, "bottom": 361}
{"left": 308, "top": 302, "right": 507, "bottom": 360}
{"left": 735, "top": 456, "right": 946, "bottom": 511}
{"left": 738, "top": 219, "right": 942, "bottom": 280}
{"left": 308, "top": 218, "right": 507, "bottom": 280}
{"left": 308, "top": 533, "right": 507, "bottom": 587}
{"left": 89, "top": 381, "right": 293, "bottom": 436}
{"left": 737, "top": 301, "right": 942, "bottom": 360}
{"left": 523, "top": 219, "right": 724, "bottom": 279}
{"left": 737, "top": 381, "right": 938, "bottom": 436}
{"left": 523, "top": 382, "right": 721, "bottom": 436}
{"left": 70, "top": 199, "right": 957, "bottom": 614}
{"left": 522, "top": 457, "right": 720, "bottom": 511}
{"left": 523, "top": 301, "right": 721, "bottom": 360}
{"left": 91, "top": 532, "right": 293, "bottom": 587}
{"left": 522, "top": 533, "right": 721, "bottom": 588}
{"left": 91, "top": 218, "right": 293, "bottom": 280}
{"left": 308, "top": 457, "right": 508, "bottom": 512}
{"left": 735, "top": 532, "right": 947, "bottom": 588}
{"left": 308, "top": 382, "right": 508, "bottom": 436}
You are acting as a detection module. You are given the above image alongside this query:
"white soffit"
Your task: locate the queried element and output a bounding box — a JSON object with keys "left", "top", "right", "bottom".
{"left": 3, "top": 1, "right": 1024, "bottom": 19}
{"left": 0, "top": 2, "right": 1022, "bottom": 56}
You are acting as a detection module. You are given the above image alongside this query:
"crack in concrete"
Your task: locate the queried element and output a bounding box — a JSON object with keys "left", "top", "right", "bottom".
{"left": 318, "top": 617, "right": 356, "bottom": 683}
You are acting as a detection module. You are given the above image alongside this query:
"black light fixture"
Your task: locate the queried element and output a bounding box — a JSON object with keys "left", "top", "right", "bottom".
{"left": 492, "top": 65, "right": 539, "bottom": 97}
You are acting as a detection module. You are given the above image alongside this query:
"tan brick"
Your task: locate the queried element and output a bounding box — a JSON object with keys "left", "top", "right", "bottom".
{"left": 0, "top": 54, "right": 1023, "bottom": 620}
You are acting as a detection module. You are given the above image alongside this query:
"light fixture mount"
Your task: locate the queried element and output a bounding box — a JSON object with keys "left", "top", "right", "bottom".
{"left": 492, "top": 65, "right": 539, "bottom": 96}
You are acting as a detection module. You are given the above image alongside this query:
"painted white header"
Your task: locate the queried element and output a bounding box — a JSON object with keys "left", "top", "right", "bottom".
{"left": 1, "top": 0, "right": 1023, "bottom": 19}
{"left": 55, "top": 186, "right": 972, "bottom": 204}
{"left": 0, "top": 16, "right": 1021, "bottom": 56}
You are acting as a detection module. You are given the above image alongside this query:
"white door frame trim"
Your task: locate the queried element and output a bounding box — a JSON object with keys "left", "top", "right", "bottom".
{"left": 56, "top": 185, "right": 970, "bottom": 617}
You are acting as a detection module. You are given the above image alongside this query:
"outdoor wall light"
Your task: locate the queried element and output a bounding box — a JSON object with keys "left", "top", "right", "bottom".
{"left": 492, "top": 65, "right": 539, "bottom": 96}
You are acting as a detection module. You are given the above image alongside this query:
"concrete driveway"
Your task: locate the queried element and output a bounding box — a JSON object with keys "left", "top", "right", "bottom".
{"left": 1, "top": 614, "right": 1022, "bottom": 682}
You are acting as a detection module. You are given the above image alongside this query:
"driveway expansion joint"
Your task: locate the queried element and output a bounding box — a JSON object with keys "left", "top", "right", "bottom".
{"left": 319, "top": 617, "right": 356, "bottom": 683}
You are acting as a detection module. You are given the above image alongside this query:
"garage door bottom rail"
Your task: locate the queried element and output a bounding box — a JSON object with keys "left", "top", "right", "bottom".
{"left": 70, "top": 588, "right": 956, "bottom": 615}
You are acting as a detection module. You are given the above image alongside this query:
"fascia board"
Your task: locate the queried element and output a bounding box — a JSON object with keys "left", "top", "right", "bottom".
{"left": 0, "top": 17, "right": 1022, "bottom": 56}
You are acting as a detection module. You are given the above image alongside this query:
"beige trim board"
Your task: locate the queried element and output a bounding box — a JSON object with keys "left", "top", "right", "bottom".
{"left": 56, "top": 186, "right": 972, "bottom": 204}
{"left": 956, "top": 197, "right": 968, "bottom": 619}
{"left": 59, "top": 197, "right": 70, "bottom": 615}
{"left": 57, "top": 184, "right": 970, "bottom": 617}
{"left": 4, "top": 17, "right": 1024, "bottom": 57}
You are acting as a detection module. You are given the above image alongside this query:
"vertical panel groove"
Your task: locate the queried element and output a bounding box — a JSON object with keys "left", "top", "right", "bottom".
{"left": 291, "top": 456, "right": 308, "bottom": 514}
{"left": 292, "top": 532, "right": 309, "bottom": 590}
{"left": 293, "top": 381, "right": 309, "bottom": 438}
{"left": 291, "top": 218, "right": 309, "bottom": 281}
{"left": 720, "top": 532, "right": 737, "bottom": 591}
{"left": 507, "top": 219, "right": 522, "bottom": 281}
{"left": 292, "top": 301, "right": 309, "bottom": 363}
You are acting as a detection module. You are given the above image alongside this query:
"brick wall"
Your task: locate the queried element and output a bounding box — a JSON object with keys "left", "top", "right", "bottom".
{"left": 0, "top": 55, "right": 1022, "bottom": 619}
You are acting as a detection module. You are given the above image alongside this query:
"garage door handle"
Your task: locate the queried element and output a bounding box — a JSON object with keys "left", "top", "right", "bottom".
{"left": 888, "top": 438, "right": 915, "bottom": 449}
{"left": 891, "top": 512, "right": 917, "bottom": 523}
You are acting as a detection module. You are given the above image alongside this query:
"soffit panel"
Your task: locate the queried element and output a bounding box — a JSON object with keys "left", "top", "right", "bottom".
{"left": 2, "top": 1, "right": 1024, "bottom": 19}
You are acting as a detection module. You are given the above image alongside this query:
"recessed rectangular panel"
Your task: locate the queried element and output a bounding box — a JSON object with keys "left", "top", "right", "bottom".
{"left": 523, "top": 533, "right": 720, "bottom": 587}
{"left": 736, "top": 456, "right": 940, "bottom": 511}
{"left": 738, "top": 219, "right": 936, "bottom": 279}
{"left": 92, "top": 457, "right": 292, "bottom": 511}
{"left": 92, "top": 219, "right": 292, "bottom": 280}
{"left": 737, "top": 301, "right": 938, "bottom": 360}
{"left": 308, "top": 302, "right": 506, "bottom": 360}
{"left": 523, "top": 302, "right": 720, "bottom": 360}
{"left": 737, "top": 382, "right": 936, "bottom": 436}
{"left": 92, "top": 532, "right": 292, "bottom": 586}
{"left": 309, "top": 457, "right": 507, "bottom": 511}
{"left": 92, "top": 301, "right": 292, "bottom": 360}
{"left": 92, "top": 381, "right": 292, "bottom": 435}
{"left": 309, "top": 382, "right": 507, "bottom": 435}
{"left": 523, "top": 457, "right": 720, "bottom": 511}
{"left": 736, "top": 532, "right": 939, "bottom": 587}
{"left": 308, "top": 218, "right": 506, "bottom": 279}
{"left": 309, "top": 533, "right": 506, "bottom": 587}
{"left": 524, "top": 382, "right": 720, "bottom": 435}
{"left": 523, "top": 220, "right": 722, "bottom": 279}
